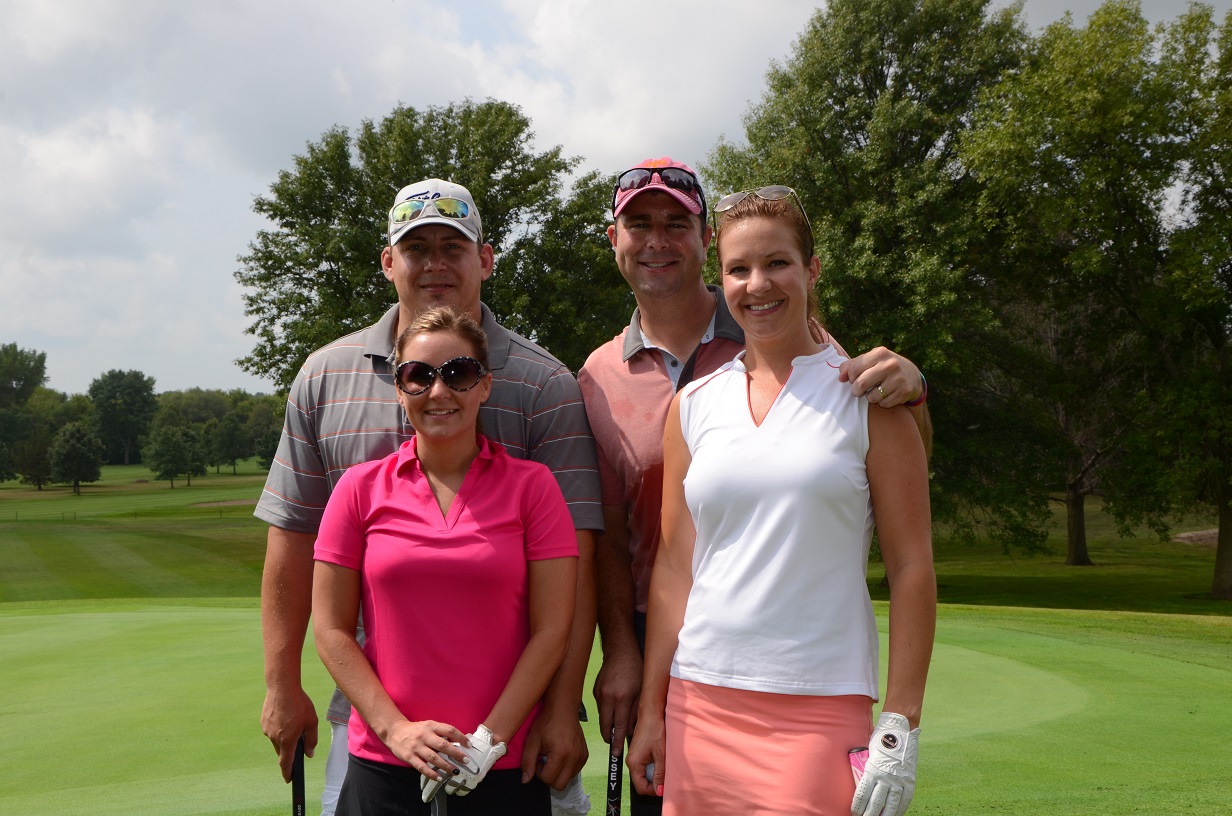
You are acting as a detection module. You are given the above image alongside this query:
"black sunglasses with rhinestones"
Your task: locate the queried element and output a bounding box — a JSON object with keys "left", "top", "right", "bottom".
{"left": 612, "top": 167, "right": 707, "bottom": 217}
{"left": 394, "top": 357, "right": 488, "bottom": 396}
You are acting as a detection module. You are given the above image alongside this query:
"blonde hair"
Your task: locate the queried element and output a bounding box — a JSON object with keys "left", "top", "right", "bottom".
{"left": 394, "top": 306, "right": 489, "bottom": 369}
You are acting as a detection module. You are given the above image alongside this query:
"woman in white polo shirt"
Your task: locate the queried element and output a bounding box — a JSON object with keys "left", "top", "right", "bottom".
{"left": 628, "top": 188, "right": 936, "bottom": 816}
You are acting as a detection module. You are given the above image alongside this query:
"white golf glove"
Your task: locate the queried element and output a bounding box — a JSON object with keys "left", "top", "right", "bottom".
{"left": 420, "top": 724, "right": 507, "bottom": 802}
{"left": 851, "top": 712, "right": 919, "bottom": 816}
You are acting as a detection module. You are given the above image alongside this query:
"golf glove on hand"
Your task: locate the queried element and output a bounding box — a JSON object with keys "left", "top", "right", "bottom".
{"left": 851, "top": 712, "right": 919, "bottom": 816}
{"left": 419, "top": 724, "right": 507, "bottom": 801}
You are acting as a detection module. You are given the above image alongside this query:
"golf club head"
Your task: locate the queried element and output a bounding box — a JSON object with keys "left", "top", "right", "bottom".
{"left": 291, "top": 737, "right": 305, "bottom": 816}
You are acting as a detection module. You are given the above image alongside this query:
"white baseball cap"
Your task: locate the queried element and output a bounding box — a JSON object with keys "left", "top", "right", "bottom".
{"left": 388, "top": 178, "right": 484, "bottom": 245}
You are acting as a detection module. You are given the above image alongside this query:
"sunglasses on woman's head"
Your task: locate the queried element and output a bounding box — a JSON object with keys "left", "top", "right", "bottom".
{"left": 613, "top": 167, "right": 707, "bottom": 213}
{"left": 713, "top": 185, "right": 814, "bottom": 244}
{"left": 394, "top": 357, "right": 487, "bottom": 395}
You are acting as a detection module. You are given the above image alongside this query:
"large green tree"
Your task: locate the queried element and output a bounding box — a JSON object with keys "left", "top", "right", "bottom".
{"left": 49, "top": 421, "right": 103, "bottom": 494}
{"left": 236, "top": 98, "right": 611, "bottom": 389}
{"left": 960, "top": 0, "right": 1184, "bottom": 564}
{"left": 705, "top": 0, "right": 1046, "bottom": 551}
{"left": 1102, "top": 4, "right": 1232, "bottom": 598}
{"left": 88, "top": 370, "right": 157, "bottom": 465}
{"left": 486, "top": 171, "right": 632, "bottom": 371}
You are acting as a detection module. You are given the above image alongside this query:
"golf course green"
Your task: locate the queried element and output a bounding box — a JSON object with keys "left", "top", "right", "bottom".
{"left": 1, "top": 463, "right": 1228, "bottom": 814}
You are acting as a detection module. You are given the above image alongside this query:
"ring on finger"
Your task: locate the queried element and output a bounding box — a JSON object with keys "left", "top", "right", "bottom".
{"left": 876, "top": 384, "right": 886, "bottom": 398}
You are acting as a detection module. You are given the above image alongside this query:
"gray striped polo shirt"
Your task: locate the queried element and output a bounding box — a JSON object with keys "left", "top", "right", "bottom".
{"left": 255, "top": 303, "right": 603, "bottom": 533}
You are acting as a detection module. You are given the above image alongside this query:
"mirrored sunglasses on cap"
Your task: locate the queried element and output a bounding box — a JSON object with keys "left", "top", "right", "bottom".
{"left": 389, "top": 197, "right": 472, "bottom": 225}
{"left": 395, "top": 356, "right": 487, "bottom": 396}
{"left": 612, "top": 167, "right": 706, "bottom": 213}
{"left": 713, "top": 185, "right": 814, "bottom": 242}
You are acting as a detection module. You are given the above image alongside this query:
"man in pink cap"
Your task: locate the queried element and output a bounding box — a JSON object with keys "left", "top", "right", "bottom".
{"left": 578, "top": 158, "right": 929, "bottom": 814}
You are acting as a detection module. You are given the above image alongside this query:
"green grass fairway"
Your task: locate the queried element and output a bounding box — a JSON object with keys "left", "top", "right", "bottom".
{"left": 1, "top": 466, "right": 1228, "bottom": 813}
{"left": 1, "top": 602, "right": 1227, "bottom": 815}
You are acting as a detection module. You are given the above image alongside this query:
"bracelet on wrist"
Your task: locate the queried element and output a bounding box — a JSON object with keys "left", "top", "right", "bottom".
{"left": 904, "top": 374, "right": 928, "bottom": 407}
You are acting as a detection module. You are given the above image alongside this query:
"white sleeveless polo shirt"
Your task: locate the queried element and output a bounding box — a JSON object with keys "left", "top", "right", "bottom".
{"left": 672, "top": 346, "right": 878, "bottom": 698}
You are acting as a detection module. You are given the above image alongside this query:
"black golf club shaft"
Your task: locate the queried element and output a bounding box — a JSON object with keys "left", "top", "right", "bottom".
{"left": 607, "top": 726, "right": 623, "bottom": 816}
{"left": 292, "top": 737, "right": 305, "bottom": 816}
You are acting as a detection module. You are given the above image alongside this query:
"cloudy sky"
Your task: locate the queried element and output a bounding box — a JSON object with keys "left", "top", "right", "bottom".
{"left": 2, "top": 0, "right": 1222, "bottom": 396}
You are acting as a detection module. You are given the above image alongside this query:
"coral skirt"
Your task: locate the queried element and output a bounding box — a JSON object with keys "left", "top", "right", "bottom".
{"left": 663, "top": 678, "right": 873, "bottom": 816}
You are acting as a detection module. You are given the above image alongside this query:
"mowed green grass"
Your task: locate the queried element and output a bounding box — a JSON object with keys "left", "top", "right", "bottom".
{"left": 1, "top": 467, "right": 1229, "bottom": 814}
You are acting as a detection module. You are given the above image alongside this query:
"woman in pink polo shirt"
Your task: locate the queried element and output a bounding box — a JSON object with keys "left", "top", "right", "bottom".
{"left": 312, "top": 306, "right": 578, "bottom": 816}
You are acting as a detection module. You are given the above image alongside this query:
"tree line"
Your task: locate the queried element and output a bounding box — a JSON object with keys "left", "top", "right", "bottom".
{"left": 0, "top": 344, "right": 283, "bottom": 491}
{"left": 235, "top": 0, "right": 1232, "bottom": 599}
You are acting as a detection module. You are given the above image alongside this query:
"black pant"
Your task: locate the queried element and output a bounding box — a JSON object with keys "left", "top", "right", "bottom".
{"left": 631, "top": 612, "right": 664, "bottom": 816}
{"left": 338, "top": 754, "right": 551, "bottom": 816}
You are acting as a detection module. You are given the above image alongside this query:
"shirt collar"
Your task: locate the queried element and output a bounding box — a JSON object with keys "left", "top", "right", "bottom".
{"left": 365, "top": 305, "right": 401, "bottom": 366}
{"left": 621, "top": 284, "right": 745, "bottom": 362}
{"left": 366, "top": 302, "right": 509, "bottom": 371}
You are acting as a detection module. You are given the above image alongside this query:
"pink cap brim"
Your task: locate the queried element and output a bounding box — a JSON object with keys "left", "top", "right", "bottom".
{"left": 614, "top": 184, "right": 703, "bottom": 217}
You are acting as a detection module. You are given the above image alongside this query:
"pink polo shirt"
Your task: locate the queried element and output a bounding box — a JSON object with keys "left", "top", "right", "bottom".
{"left": 315, "top": 434, "right": 577, "bottom": 768}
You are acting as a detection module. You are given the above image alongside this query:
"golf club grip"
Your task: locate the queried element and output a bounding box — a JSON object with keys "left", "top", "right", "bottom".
{"left": 292, "top": 737, "right": 305, "bottom": 816}
{"left": 607, "top": 728, "right": 623, "bottom": 816}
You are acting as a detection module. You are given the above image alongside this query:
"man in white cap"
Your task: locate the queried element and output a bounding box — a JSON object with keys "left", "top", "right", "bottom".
{"left": 258, "top": 178, "right": 602, "bottom": 814}
{"left": 579, "top": 158, "right": 930, "bottom": 815}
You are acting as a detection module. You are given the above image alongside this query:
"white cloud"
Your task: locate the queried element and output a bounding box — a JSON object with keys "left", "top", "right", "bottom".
{"left": 0, "top": 108, "right": 182, "bottom": 253}
{"left": 0, "top": 0, "right": 1226, "bottom": 395}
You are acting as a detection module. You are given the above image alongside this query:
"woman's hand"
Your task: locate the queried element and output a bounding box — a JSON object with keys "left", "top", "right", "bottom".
{"left": 383, "top": 719, "right": 469, "bottom": 779}
{"left": 626, "top": 715, "right": 666, "bottom": 797}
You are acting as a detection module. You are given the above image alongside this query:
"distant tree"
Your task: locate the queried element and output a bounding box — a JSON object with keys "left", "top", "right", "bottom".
{"left": 0, "top": 405, "right": 36, "bottom": 453}
{"left": 244, "top": 395, "right": 284, "bottom": 470}
{"left": 211, "top": 413, "right": 250, "bottom": 475}
{"left": 14, "top": 431, "right": 52, "bottom": 490}
{"left": 143, "top": 423, "right": 204, "bottom": 488}
{"left": 0, "top": 343, "right": 47, "bottom": 409}
{"left": 0, "top": 347, "right": 49, "bottom": 457}
{"left": 0, "top": 441, "right": 14, "bottom": 483}
{"left": 49, "top": 421, "right": 103, "bottom": 494}
{"left": 156, "top": 388, "right": 231, "bottom": 426}
{"left": 201, "top": 417, "right": 221, "bottom": 473}
{"left": 184, "top": 426, "right": 208, "bottom": 486}
{"left": 236, "top": 99, "right": 580, "bottom": 391}
{"left": 27, "top": 387, "right": 96, "bottom": 431}
{"left": 88, "top": 370, "right": 157, "bottom": 465}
